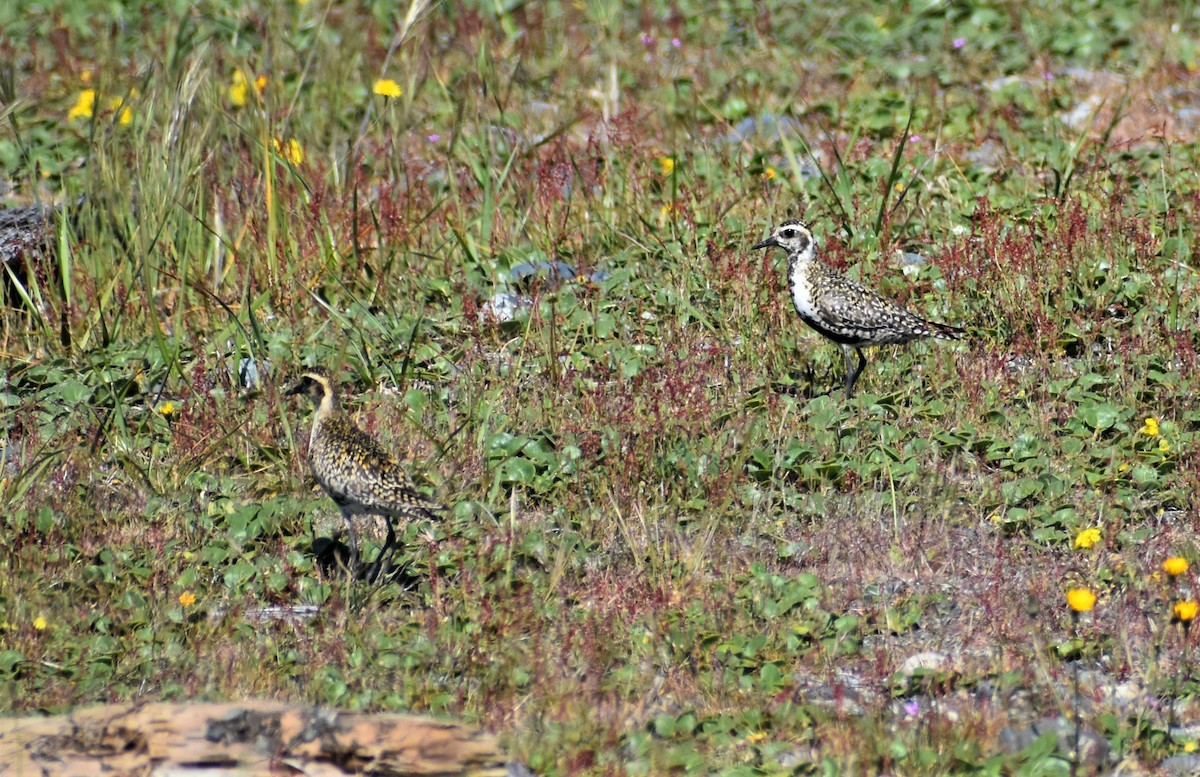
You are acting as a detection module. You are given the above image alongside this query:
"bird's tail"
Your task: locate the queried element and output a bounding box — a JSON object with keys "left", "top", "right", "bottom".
{"left": 926, "top": 320, "right": 966, "bottom": 340}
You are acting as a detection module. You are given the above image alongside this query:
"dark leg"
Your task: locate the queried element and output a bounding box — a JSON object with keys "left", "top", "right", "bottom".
{"left": 341, "top": 510, "right": 361, "bottom": 579}
{"left": 841, "top": 345, "right": 866, "bottom": 399}
{"left": 366, "top": 520, "right": 397, "bottom": 584}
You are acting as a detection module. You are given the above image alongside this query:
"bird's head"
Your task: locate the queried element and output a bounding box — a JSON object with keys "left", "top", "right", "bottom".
{"left": 752, "top": 219, "right": 816, "bottom": 257}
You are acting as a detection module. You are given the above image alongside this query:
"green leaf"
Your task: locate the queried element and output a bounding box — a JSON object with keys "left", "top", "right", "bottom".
{"left": 1077, "top": 402, "right": 1121, "bottom": 431}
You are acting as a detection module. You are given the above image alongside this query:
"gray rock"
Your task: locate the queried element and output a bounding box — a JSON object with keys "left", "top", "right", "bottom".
{"left": 1161, "top": 754, "right": 1200, "bottom": 776}
{"left": 238, "top": 357, "right": 270, "bottom": 389}
{"left": 792, "top": 669, "right": 875, "bottom": 716}
{"left": 507, "top": 259, "right": 577, "bottom": 290}
{"left": 777, "top": 747, "right": 819, "bottom": 769}
{"left": 896, "top": 250, "right": 927, "bottom": 277}
{"left": 725, "top": 113, "right": 804, "bottom": 144}
{"left": 999, "top": 716, "right": 1112, "bottom": 768}
{"left": 899, "top": 651, "right": 950, "bottom": 676}
{"left": 962, "top": 139, "right": 1005, "bottom": 171}
{"left": 985, "top": 75, "right": 1024, "bottom": 92}
{"left": 479, "top": 291, "right": 531, "bottom": 323}
{"left": 1062, "top": 95, "right": 1104, "bottom": 130}
{"left": 1177, "top": 107, "right": 1200, "bottom": 125}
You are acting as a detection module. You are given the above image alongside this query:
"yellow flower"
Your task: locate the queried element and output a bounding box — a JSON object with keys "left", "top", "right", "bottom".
{"left": 67, "top": 89, "right": 96, "bottom": 120}
{"left": 273, "top": 137, "right": 305, "bottom": 165}
{"left": 763, "top": 166, "right": 777, "bottom": 180}
{"left": 1164, "top": 557, "right": 1189, "bottom": 577}
{"left": 1066, "top": 588, "right": 1096, "bottom": 613}
{"left": 80, "top": 69, "right": 93, "bottom": 84}
{"left": 1186, "top": 741, "right": 1199, "bottom": 754}
{"left": 658, "top": 156, "right": 675, "bottom": 176}
{"left": 32, "top": 615, "right": 47, "bottom": 631}
{"left": 373, "top": 78, "right": 403, "bottom": 98}
{"left": 178, "top": 591, "right": 196, "bottom": 607}
{"left": 1140, "top": 417, "right": 1159, "bottom": 437}
{"left": 106, "top": 96, "right": 133, "bottom": 126}
{"left": 1174, "top": 600, "right": 1199, "bottom": 623}
{"left": 1073, "top": 527, "right": 1101, "bottom": 550}
{"left": 254, "top": 75, "right": 268, "bottom": 95}
{"left": 228, "top": 70, "right": 249, "bottom": 108}
{"left": 159, "top": 401, "right": 176, "bottom": 417}
{"left": 745, "top": 731, "right": 768, "bottom": 744}
{"left": 1159, "top": 437, "right": 1171, "bottom": 453}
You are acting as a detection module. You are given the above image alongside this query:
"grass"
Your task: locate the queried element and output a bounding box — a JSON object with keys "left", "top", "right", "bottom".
{"left": 3, "top": 0, "right": 1200, "bottom": 773}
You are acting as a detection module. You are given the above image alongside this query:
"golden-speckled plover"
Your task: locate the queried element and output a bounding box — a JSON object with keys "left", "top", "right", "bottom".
{"left": 287, "top": 367, "right": 442, "bottom": 581}
{"left": 753, "top": 219, "right": 965, "bottom": 398}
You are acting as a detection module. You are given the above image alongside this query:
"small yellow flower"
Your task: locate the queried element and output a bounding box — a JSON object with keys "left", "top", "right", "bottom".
{"left": 159, "top": 401, "right": 176, "bottom": 417}
{"left": 1174, "top": 600, "right": 1199, "bottom": 623}
{"left": 658, "top": 156, "right": 675, "bottom": 176}
{"left": 1186, "top": 741, "right": 1199, "bottom": 754}
{"left": 763, "top": 166, "right": 777, "bottom": 180}
{"left": 106, "top": 96, "right": 132, "bottom": 126}
{"left": 67, "top": 89, "right": 96, "bottom": 120}
{"left": 253, "top": 75, "right": 268, "bottom": 95}
{"left": 80, "top": 69, "right": 93, "bottom": 84}
{"left": 1159, "top": 437, "right": 1171, "bottom": 453}
{"left": 178, "top": 591, "right": 196, "bottom": 607}
{"left": 284, "top": 138, "right": 304, "bottom": 165}
{"left": 32, "top": 615, "right": 47, "bottom": 631}
{"left": 893, "top": 181, "right": 904, "bottom": 192}
{"left": 228, "top": 69, "right": 249, "bottom": 108}
{"left": 1073, "top": 527, "right": 1102, "bottom": 550}
{"left": 373, "top": 78, "right": 403, "bottom": 98}
{"left": 1164, "top": 557, "right": 1189, "bottom": 577}
{"left": 1066, "top": 588, "right": 1096, "bottom": 613}
{"left": 273, "top": 137, "right": 305, "bottom": 165}
{"left": 745, "top": 731, "right": 768, "bottom": 744}
{"left": 1140, "top": 417, "right": 1160, "bottom": 437}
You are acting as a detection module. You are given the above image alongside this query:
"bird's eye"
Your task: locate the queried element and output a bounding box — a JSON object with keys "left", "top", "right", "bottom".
{"left": 782, "top": 228, "right": 796, "bottom": 238}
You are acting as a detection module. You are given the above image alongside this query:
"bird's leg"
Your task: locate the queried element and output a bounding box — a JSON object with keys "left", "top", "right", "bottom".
{"left": 842, "top": 344, "right": 866, "bottom": 399}
{"left": 341, "top": 510, "right": 361, "bottom": 579}
{"left": 366, "top": 520, "right": 397, "bottom": 584}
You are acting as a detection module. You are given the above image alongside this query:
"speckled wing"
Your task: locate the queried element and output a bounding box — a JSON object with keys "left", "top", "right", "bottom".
{"left": 319, "top": 417, "right": 443, "bottom": 519}
{"left": 817, "top": 275, "right": 952, "bottom": 345}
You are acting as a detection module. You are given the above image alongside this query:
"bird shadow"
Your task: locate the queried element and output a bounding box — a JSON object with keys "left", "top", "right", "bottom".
{"left": 311, "top": 537, "right": 423, "bottom": 587}
{"left": 771, "top": 361, "right": 838, "bottom": 401}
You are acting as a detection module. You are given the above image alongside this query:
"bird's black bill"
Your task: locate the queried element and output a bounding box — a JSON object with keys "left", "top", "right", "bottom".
{"left": 752, "top": 236, "right": 778, "bottom": 250}
{"left": 285, "top": 381, "right": 305, "bottom": 396}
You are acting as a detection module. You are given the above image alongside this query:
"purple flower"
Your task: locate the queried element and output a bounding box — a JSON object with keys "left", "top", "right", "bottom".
{"left": 904, "top": 700, "right": 920, "bottom": 716}
{"left": 641, "top": 32, "right": 654, "bottom": 45}
{"left": 953, "top": 37, "right": 966, "bottom": 49}
{"left": 427, "top": 134, "right": 440, "bottom": 143}
{"left": 671, "top": 38, "right": 681, "bottom": 48}
{"left": 909, "top": 134, "right": 921, "bottom": 142}
{"left": 1043, "top": 70, "right": 1055, "bottom": 80}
